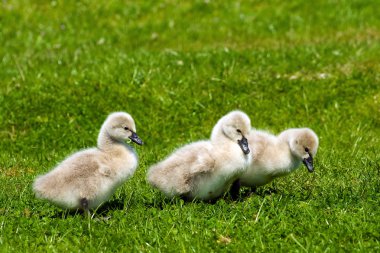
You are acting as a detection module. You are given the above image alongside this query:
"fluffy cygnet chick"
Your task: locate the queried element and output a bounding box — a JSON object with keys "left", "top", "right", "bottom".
{"left": 232, "top": 128, "right": 318, "bottom": 196}
{"left": 33, "top": 112, "right": 143, "bottom": 214}
{"left": 147, "top": 110, "right": 252, "bottom": 201}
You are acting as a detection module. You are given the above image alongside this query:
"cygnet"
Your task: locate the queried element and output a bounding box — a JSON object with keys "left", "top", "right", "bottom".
{"left": 33, "top": 112, "right": 143, "bottom": 214}
{"left": 232, "top": 127, "right": 318, "bottom": 196}
{"left": 147, "top": 110, "right": 252, "bottom": 201}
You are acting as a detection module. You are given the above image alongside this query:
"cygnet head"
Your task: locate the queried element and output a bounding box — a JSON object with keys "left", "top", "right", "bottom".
{"left": 100, "top": 112, "right": 143, "bottom": 145}
{"left": 211, "top": 110, "right": 251, "bottom": 155}
{"left": 286, "top": 128, "right": 319, "bottom": 173}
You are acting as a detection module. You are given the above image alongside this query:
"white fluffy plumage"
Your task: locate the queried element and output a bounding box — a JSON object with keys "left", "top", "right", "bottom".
{"left": 147, "top": 110, "right": 252, "bottom": 201}
{"left": 239, "top": 128, "right": 319, "bottom": 188}
{"left": 33, "top": 112, "right": 143, "bottom": 211}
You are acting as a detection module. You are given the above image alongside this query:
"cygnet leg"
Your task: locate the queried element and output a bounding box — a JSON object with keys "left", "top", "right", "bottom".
{"left": 80, "top": 198, "right": 91, "bottom": 217}
{"left": 249, "top": 186, "right": 257, "bottom": 196}
{"left": 230, "top": 179, "right": 241, "bottom": 200}
{"left": 180, "top": 194, "right": 191, "bottom": 202}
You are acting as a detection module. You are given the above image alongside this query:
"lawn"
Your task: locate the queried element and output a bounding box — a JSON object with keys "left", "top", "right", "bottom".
{"left": 1, "top": 0, "right": 379, "bottom": 252}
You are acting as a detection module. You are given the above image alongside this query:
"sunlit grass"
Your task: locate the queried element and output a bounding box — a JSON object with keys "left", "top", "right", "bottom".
{"left": 0, "top": 0, "right": 379, "bottom": 252}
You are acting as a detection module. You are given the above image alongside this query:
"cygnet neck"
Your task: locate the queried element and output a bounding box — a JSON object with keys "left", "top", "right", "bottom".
{"left": 210, "top": 120, "right": 230, "bottom": 142}
{"left": 210, "top": 123, "right": 224, "bottom": 140}
{"left": 277, "top": 132, "right": 302, "bottom": 168}
{"left": 97, "top": 130, "right": 124, "bottom": 151}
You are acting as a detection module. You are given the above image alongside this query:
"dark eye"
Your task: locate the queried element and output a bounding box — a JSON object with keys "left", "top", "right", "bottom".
{"left": 305, "top": 147, "right": 309, "bottom": 152}
{"left": 124, "top": 127, "right": 129, "bottom": 131}
{"left": 236, "top": 129, "right": 241, "bottom": 133}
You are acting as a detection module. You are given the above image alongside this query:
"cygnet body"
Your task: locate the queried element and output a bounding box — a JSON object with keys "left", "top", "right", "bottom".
{"left": 238, "top": 128, "right": 318, "bottom": 188}
{"left": 33, "top": 112, "right": 143, "bottom": 212}
{"left": 147, "top": 111, "right": 252, "bottom": 201}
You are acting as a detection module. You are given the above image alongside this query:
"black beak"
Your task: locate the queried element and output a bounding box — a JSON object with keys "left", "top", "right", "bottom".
{"left": 303, "top": 152, "right": 314, "bottom": 172}
{"left": 237, "top": 136, "right": 250, "bottom": 155}
{"left": 129, "top": 131, "right": 143, "bottom": 145}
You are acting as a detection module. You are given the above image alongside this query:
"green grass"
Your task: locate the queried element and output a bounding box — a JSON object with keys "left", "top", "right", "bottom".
{"left": 1, "top": 0, "right": 380, "bottom": 251}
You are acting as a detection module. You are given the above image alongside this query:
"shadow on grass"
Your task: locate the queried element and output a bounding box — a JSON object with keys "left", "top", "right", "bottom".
{"left": 41, "top": 186, "right": 309, "bottom": 219}
{"left": 228, "top": 186, "right": 280, "bottom": 202}
{"left": 45, "top": 199, "right": 127, "bottom": 219}
{"left": 239, "top": 185, "right": 314, "bottom": 201}
{"left": 143, "top": 191, "right": 247, "bottom": 209}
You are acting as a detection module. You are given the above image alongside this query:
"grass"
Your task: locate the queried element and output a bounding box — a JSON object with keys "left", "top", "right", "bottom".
{"left": 1, "top": 0, "right": 380, "bottom": 251}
